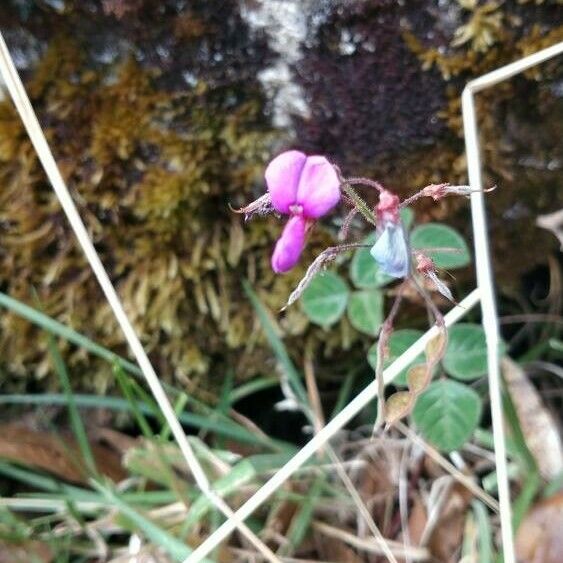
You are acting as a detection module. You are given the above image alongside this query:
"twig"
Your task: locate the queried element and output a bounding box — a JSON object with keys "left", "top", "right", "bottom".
{"left": 303, "top": 352, "right": 398, "bottom": 563}
{"left": 395, "top": 421, "right": 499, "bottom": 512}
{"left": 398, "top": 442, "right": 412, "bottom": 563}
{"left": 312, "top": 521, "right": 430, "bottom": 561}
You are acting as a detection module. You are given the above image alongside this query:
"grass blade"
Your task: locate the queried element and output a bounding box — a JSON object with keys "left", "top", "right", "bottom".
{"left": 91, "top": 480, "right": 202, "bottom": 562}
{"left": 113, "top": 363, "right": 155, "bottom": 439}
{"left": 472, "top": 500, "right": 494, "bottom": 563}
{"left": 0, "top": 394, "right": 294, "bottom": 452}
{"left": 47, "top": 337, "right": 97, "bottom": 477}
{"left": 0, "top": 291, "right": 140, "bottom": 376}
{"left": 330, "top": 369, "right": 358, "bottom": 419}
{"left": 512, "top": 470, "right": 540, "bottom": 531}
{"left": 243, "top": 281, "right": 309, "bottom": 409}
{"left": 160, "top": 391, "right": 189, "bottom": 442}
{"left": 229, "top": 377, "right": 279, "bottom": 404}
{"left": 181, "top": 453, "right": 294, "bottom": 533}
{"left": 278, "top": 474, "right": 323, "bottom": 556}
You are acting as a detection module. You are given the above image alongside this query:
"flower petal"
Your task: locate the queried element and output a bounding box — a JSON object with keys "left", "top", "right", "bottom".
{"left": 265, "top": 150, "right": 307, "bottom": 214}
{"left": 296, "top": 156, "right": 340, "bottom": 219}
{"left": 271, "top": 216, "right": 307, "bottom": 273}
{"left": 370, "top": 222, "right": 410, "bottom": 278}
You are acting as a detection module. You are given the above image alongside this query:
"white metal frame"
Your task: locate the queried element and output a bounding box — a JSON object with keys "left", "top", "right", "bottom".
{"left": 464, "top": 41, "right": 563, "bottom": 562}
{"left": 1, "top": 26, "right": 561, "bottom": 562}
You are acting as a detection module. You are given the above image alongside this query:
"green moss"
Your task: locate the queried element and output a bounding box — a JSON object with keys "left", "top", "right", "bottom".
{"left": 0, "top": 37, "right": 295, "bottom": 391}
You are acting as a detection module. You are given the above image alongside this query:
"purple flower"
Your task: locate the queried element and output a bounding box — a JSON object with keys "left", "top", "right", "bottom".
{"left": 370, "top": 190, "right": 410, "bottom": 278}
{"left": 266, "top": 150, "right": 340, "bottom": 273}
{"left": 271, "top": 215, "right": 307, "bottom": 274}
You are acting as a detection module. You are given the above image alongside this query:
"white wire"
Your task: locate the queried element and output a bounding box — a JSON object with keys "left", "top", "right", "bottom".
{"left": 5, "top": 22, "right": 557, "bottom": 562}
{"left": 189, "top": 42, "right": 563, "bottom": 562}
{"left": 0, "top": 32, "right": 280, "bottom": 563}
{"left": 462, "top": 41, "right": 563, "bottom": 563}
{"left": 467, "top": 41, "right": 563, "bottom": 92}
{"left": 185, "top": 289, "right": 481, "bottom": 562}
{"left": 462, "top": 87, "right": 515, "bottom": 563}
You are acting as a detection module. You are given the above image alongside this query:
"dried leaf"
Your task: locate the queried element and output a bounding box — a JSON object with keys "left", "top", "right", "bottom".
{"left": 502, "top": 358, "right": 563, "bottom": 479}
{"left": 227, "top": 218, "right": 245, "bottom": 267}
{"left": 536, "top": 208, "right": 563, "bottom": 250}
{"left": 0, "top": 540, "right": 53, "bottom": 563}
{"left": 426, "top": 271, "right": 456, "bottom": 304}
{"left": 262, "top": 484, "right": 298, "bottom": 542}
{"left": 229, "top": 192, "right": 273, "bottom": 220}
{"left": 406, "top": 495, "right": 428, "bottom": 546}
{"left": 314, "top": 535, "right": 364, "bottom": 563}
{"left": 384, "top": 391, "right": 414, "bottom": 427}
{"left": 516, "top": 492, "right": 563, "bottom": 563}
{"left": 428, "top": 482, "right": 473, "bottom": 561}
{"left": 0, "top": 425, "right": 126, "bottom": 485}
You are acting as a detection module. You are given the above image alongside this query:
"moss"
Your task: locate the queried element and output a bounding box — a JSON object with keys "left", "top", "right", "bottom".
{"left": 0, "top": 0, "right": 561, "bottom": 393}
{"left": 0, "top": 26, "right": 286, "bottom": 391}
{"left": 398, "top": 4, "right": 563, "bottom": 288}
{"left": 452, "top": 1, "right": 505, "bottom": 54}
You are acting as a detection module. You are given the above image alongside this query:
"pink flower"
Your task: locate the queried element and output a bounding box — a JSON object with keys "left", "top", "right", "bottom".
{"left": 266, "top": 151, "right": 340, "bottom": 273}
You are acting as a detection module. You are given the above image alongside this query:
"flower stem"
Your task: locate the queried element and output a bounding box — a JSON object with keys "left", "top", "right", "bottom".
{"left": 341, "top": 183, "right": 377, "bottom": 226}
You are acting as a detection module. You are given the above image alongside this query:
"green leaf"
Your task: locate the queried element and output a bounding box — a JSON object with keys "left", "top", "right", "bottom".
{"left": 368, "top": 329, "right": 425, "bottom": 386}
{"left": 349, "top": 234, "right": 394, "bottom": 289}
{"left": 410, "top": 223, "right": 470, "bottom": 269}
{"left": 300, "top": 272, "right": 349, "bottom": 326}
{"left": 347, "top": 289, "right": 383, "bottom": 335}
{"left": 444, "top": 323, "right": 506, "bottom": 381}
{"left": 400, "top": 207, "right": 415, "bottom": 230}
{"left": 413, "top": 380, "right": 482, "bottom": 452}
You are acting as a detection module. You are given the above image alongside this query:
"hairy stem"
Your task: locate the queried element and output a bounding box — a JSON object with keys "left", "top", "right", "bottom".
{"left": 341, "top": 183, "right": 377, "bottom": 226}
{"left": 373, "top": 283, "right": 406, "bottom": 433}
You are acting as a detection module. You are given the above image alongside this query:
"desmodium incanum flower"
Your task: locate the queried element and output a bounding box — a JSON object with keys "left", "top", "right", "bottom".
{"left": 370, "top": 190, "right": 410, "bottom": 278}
{"left": 266, "top": 150, "right": 340, "bottom": 273}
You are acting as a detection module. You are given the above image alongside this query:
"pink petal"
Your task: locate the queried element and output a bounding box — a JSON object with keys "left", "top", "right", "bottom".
{"left": 296, "top": 156, "right": 340, "bottom": 219}
{"left": 265, "top": 150, "right": 307, "bottom": 214}
{"left": 271, "top": 216, "right": 307, "bottom": 273}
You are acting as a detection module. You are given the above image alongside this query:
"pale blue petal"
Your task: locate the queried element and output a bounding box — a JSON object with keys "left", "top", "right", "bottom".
{"left": 370, "top": 223, "right": 410, "bottom": 278}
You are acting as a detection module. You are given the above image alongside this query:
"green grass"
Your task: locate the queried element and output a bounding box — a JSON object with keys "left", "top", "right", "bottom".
{"left": 0, "top": 289, "right": 313, "bottom": 559}
{"left": 0, "top": 286, "right": 558, "bottom": 561}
